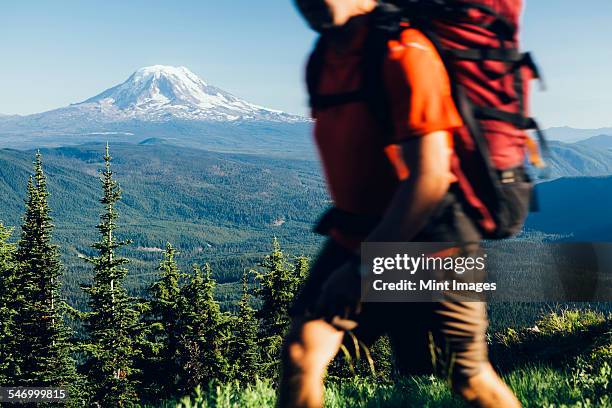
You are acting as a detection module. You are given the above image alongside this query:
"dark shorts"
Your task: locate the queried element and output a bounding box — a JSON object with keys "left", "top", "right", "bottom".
{"left": 291, "top": 193, "right": 488, "bottom": 382}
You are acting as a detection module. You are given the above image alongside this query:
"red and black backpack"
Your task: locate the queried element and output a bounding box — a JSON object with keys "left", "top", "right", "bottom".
{"left": 307, "top": 0, "right": 549, "bottom": 239}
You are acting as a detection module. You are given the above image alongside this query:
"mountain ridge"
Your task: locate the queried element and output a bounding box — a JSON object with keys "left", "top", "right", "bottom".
{"left": 576, "top": 134, "right": 612, "bottom": 150}
{"left": 544, "top": 126, "right": 612, "bottom": 143}
{"left": 545, "top": 140, "right": 612, "bottom": 178}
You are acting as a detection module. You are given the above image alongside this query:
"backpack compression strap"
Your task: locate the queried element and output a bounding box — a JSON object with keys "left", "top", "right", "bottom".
{"left": 306, "top": 2, "right": 404, "bottom": 115}
{"left": 306, "top": 24, "right": 395, "bottom": 138}
{"left": 306, "top": 37, "right": 369, "bottom": 110}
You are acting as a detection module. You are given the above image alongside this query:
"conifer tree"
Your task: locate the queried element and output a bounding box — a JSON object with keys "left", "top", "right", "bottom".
{"left": 294, "top": 255, "right": 310, "bottom": 284}
{"left": 177, "top": 263, "right": 230, "bottom": 393}
{"left": 81, "top": 145, "right": 140, "bottom": 406}
{"left": 13, "top": 153, "right": 79, "bottom": 391}
{"left": 141, "top": 242, "right": 184, "bottom": 398}
{"left": 0, "top": 222, "right": 18, "bottom": 384}
{"left": 254, "top": 238, "right": 304, "bottom": 378}
{"left": 228, "top": 270, "right": 260, "bottom": 382}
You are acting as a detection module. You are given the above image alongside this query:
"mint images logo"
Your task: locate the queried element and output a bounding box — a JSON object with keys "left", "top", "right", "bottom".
{"left": 366, "top": 248, "right": 493, "bottom": 301}
{"left": 361, "top": 242, "right": 612, "bottom": 303}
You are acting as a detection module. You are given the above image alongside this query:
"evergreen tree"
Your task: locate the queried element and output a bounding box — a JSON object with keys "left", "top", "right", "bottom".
{"left": 294, "top": 255, "right": 310, "bottom": 285}
{"left": 0, "top": 222, "right": 18, "bottom": 384}
{"left": 81, "top": 145, "right": 140, "bottom": 406}
{"left": 141, "top": 242, "right": 184, "bottom": 398}
{"left": 254, "top": 238, "right": 304, "bottom": 378}
{"left": 177, "top": 263, "right": 230, "bottom": 393}
{"left": 228, "top": 270, "right": 260, "bottom": 382}
{"left": 12, "top": 153, "right": 79, "bottom": 391}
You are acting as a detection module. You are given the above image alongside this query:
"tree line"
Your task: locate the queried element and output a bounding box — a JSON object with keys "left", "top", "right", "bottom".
{"left": 0, "top": 146, "right": 311, "bottom": 406}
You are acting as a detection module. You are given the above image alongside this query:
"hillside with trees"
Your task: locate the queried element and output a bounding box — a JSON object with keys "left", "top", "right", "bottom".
{"left": 0, "top": 147, "right": 610, "bottom": 407}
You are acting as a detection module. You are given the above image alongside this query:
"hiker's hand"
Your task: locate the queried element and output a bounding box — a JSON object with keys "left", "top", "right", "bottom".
{"left": 314, "top": 260, "right": 362, "bottom": 330}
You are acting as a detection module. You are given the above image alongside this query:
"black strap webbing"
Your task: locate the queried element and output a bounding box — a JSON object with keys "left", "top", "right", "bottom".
{"left": 474, "top": 106, "right": 536, "bottom": 129}
{"left": 400, "top": 0, "right": 516, "bottom": 41}
{"left": 306, "top": 37, "right": 327, "bottom": 107}
{"left": 362, "top": 25, "right": 394, "bottom": 137}
{"left": 314, "top": 207, "right": 380, "bottom": 236}
{"left": 454, "top": 87, "right": 505, "bottom": 213}
{"left": 307, "top": 24, "right": 395, "bottom": 138}
{"left": 447, "top": 48, "right": 523, "bottom": 62}
{"left": 473, "top": 106, "right": 551, "bottom": 162}
{"left": 521, "top": 52, "right": 542, "bottom": 81}
{"left": 310, "top": 90, "right": 367, "bottom": 110}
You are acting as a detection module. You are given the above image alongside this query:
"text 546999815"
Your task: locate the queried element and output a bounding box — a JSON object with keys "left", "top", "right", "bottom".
{"left": 0, "top": 387, "right": 68, "bottom": 403}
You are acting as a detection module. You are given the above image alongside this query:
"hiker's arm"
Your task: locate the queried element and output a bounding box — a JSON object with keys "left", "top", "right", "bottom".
{"left": 365, "top": 130, "right": 454, "bottom": 243}
{"left": 313, "top": 130, "right": 453, "bottom": 323}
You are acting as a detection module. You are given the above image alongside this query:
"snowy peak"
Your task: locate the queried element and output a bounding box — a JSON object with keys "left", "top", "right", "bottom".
{"left": 82, "top": 65, "right": 222, "bottom": 109}
{"left": 73, "top": 65, "right": 300, "bottom": 122}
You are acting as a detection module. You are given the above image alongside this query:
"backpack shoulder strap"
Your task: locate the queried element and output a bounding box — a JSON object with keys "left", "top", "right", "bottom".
{"left": 305, "top": 17, "right": 399, "bottom": 141}
{"left": 305, "top": 36, "right": 327, "bottom": 107}
{"left": 306, "top": 36, "right": 369, "bottom": 110}
{"left": 362, "top": 25, "right": 396, "bottom": 139}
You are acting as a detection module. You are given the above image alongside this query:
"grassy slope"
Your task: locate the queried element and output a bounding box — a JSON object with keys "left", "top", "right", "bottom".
{"left": 167, "top": 309, "right": 611, "bottom": 408}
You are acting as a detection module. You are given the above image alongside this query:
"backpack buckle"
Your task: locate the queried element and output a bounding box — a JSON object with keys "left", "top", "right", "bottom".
{"left": 500, "top": 170, "right": 517, "bottom": 184}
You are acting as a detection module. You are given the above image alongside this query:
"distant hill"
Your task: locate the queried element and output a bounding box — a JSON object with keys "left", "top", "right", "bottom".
{"left": 546, "top": 141, "right": 612, "bottom": 178}
{"left": 545, "top": 126, "right": 612, "bottom": 143}
{"left": 576, "top": 134, "right": 612, "bottom": 150}
{"left": 138, "top": 137, "right": 169, "bottom": 145}
{"left": 0, "top": 143, "right": 328, "bottom": 306}
{"left": 2, "top": 140, "right": 612, "bottom": 311}
{"left": 526, "top": 176, "right": 612, "bottom": 241}
{"left": 0, "top": 119, "right": 315, "bottom": 157}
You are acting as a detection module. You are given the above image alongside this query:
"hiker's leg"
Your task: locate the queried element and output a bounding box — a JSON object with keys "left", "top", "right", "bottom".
{"left": 278, "top": 239, "right": 355, "bottom": 408}
{"left": 420, "top": 199, "right": 520, "bottom": 407}
{"left": 277, "top": 318, "right": 344, "bottom": 408}
{"left": 431, "top": 301, "right": 521, "bottom": 408}
{"left": 454, "top": 362, "right": 521, "bottom": 408}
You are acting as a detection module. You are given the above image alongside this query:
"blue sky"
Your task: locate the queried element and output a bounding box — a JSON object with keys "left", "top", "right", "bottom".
{"left": 0, "top": 0, "right": 610, "bottom": 129}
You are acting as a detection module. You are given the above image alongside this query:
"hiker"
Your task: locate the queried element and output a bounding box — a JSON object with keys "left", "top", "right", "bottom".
{"left": 279, "top": 0, "right": 541, "bottom": 407}
{"left": 279, "top": 0, "right": 546, "bottom": 407}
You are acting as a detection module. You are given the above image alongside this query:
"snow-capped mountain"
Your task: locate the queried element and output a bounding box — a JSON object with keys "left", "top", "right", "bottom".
{"left": 71, "top": 65, "right": 300, "bottom": 122}
{"left": 0, "top": 65, "right": 311, "bottom": 151}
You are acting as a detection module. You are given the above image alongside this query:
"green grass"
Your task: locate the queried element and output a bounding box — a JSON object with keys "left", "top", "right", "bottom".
{"left": 536, "top": 309, "right": 607, "bottom": 335}
{"left": 161, "top": 309, "right": 611, "bottom": 408}
{"left": 162, "top": 364, "right": 610, "bottom": 408}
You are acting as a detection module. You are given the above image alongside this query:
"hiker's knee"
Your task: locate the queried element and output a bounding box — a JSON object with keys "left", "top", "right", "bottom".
{"left": 284, "top": 340, "right": 316, "bottom": 375}
{"left": 282, "top": 339, "right": 328, "bottom": 377}
{"left": 282, "top": 319, "right": 343, "bottom": 373}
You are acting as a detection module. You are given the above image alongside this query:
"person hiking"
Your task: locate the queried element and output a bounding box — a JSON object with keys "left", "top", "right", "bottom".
{"left": 278, "top": 0, "right": 545, "bottom": 407}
